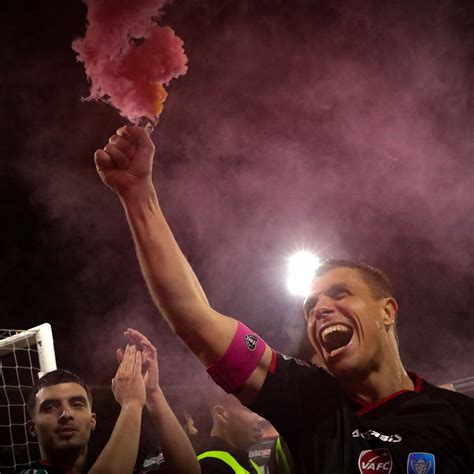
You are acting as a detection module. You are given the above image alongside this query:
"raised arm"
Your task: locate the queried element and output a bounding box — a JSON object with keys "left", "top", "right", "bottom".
{"left": 89, "top": 345, "right": 145, "bottom": 474}
{"left": 124, "top": 328, "right": 200, "bottom": 474}
{"left": 94, "top": 127, "right": 271, "bottom": 402}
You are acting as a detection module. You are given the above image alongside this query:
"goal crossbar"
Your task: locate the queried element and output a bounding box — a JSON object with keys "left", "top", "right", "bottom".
{"left": 0, "top": 323, "right": 57, "bottom": 377}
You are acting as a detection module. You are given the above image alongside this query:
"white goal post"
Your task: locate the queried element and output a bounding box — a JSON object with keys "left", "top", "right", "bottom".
{"left": 0, "top": 323, "right": 57, "bottom": 377}
{"left": 0, "top": 323, "right": 57, "bottom": 470}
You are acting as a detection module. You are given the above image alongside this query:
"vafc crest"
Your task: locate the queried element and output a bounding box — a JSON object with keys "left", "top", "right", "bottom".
{"left": 358, "top": 448, "right": 393, "bottom": 473}
{"left": 407, "top": 452, "right": 435, "bottom": 474}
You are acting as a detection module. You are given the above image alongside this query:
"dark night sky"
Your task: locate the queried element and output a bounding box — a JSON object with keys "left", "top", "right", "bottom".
{"left": 2, "top": 0, "right": 473, "bottom": 410}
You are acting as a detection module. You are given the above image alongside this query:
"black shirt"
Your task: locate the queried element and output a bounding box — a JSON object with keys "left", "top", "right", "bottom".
{"left": 19, "top": 460, "right": 73, "bottom": 473}
{"left": 250, "top": 352, "right": 474, "bottom": 473}
{"left": 249, "top": 437, "right": 277, "bottom": 472}
{"left": 249, "top": 436, "right": 294, "bottom": 474}
{"left": 135, "top": 447, "right": 168, "bottom": 473}
{"left": 195, "top": 436, "right": 258, "bottom": 474}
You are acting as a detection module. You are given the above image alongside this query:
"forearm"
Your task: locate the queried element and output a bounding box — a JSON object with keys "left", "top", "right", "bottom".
{"left": 146, "top": 388, "right": 200, "bottom": 474}
{"left": 119, "top": 183, "right": 236, "bottom": 363}
{"left": 121, "top": 183, "right": 206, "bottom": 311}
{"left": 89, "top": 403, "right": 143, "bottom": 474}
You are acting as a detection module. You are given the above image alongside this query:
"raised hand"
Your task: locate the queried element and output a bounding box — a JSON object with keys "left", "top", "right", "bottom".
{"left": 117, "top": 328, "right": 160, "bottom": 401}
{"left": 111, "top": 344, "right": 146, "bottom": 408}
{"left": 94, "top": 126, "right": 155, "bottom": 195}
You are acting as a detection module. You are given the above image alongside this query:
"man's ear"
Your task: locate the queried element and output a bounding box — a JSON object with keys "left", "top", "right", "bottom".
{"left": 213, "top": 405, "right": 226, "bottom": 424}
{"left": 27, "top": 420, "right": 37, "bottom": 438}
{"left": 90, "top": 412, "right": 97, "bottom": 431}
{"left": 382, "top": 297, "right": 398, "bottom": 327}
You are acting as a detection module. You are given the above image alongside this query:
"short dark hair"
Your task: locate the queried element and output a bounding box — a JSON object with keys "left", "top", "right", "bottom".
{"left": 314, "top": 258, "right": 395, "bottom": 300}
{"left": 27, "top": 369, "right": 92, "bottom": 416}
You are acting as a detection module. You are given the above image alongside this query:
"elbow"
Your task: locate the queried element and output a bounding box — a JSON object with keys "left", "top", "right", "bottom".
{"left": 173, "top": 323, "right": 206, "bottom": 352}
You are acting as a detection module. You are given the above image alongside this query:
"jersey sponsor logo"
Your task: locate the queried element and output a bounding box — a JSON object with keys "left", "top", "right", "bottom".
{"left": 249, "top": 448, "right": 272, "bottom": 458}
{"left": 358, "top": 448, "right": 393, "bottom": 473}
{"left": 407, "top": 452, "right": 435, "bottom": 474}
{"left": 143, "top": 452, "right": 165, "bottom": 467}
{"left": 245, "top": 334, "right": 258, "bottom": 350}
{"left": 353, "top": 428, "right": 402, "bottom": 443}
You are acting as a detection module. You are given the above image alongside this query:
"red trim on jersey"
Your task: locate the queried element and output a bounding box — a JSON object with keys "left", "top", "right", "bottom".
{"left": 269, "top": 350, "right": 277, "bottom": 374}
{"left": 411, "top": 372, "right": 423, "bottom": 392}
{"left": 354, "top": 372, "right": 424, "bottom": 416}
{"left": 355, "top": 390, "right": 410, "bottom": 416}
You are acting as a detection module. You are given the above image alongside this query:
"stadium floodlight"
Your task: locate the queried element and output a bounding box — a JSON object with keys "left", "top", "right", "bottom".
{"left": 287, "top": 251, "right": 320, "bottom": 297}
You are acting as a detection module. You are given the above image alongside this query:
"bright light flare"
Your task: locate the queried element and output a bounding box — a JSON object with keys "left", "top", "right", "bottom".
{"left": 287, "top": 251, "right": 320, "bottom": 297}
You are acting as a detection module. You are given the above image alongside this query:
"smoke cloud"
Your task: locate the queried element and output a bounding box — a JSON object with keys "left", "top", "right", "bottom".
{"left": 5, "top": 0, "right": 473, "bottom": 401}
{"left": 72, "top": 0, "right": 187, "bottom": 121}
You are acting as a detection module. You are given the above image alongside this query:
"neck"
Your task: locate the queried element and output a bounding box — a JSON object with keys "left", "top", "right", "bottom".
{"left": 211, "top": 425, "right": 242, "bottom": 451}
{"left": 211, "top": 425, "right": 231, "bottom": 447}
{"left": 340, "top": 344, "right": 414, "bottom": 403}
{"left": 41, "top": 447, "right": 87, "bottom": 474}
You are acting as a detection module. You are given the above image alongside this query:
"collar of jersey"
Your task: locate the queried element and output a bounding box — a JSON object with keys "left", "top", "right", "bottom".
{"left": 350, "top": 372, "right": 423, "bottom": 416}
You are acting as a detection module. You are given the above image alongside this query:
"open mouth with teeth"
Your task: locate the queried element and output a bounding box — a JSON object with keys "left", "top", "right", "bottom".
{"left": 320, "top": 324, "right": 354, "bottom": 355}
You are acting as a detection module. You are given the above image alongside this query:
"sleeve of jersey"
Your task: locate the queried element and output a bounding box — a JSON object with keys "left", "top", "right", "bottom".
{"left": 249, "top": 351, "right": 338, "bottom": 437}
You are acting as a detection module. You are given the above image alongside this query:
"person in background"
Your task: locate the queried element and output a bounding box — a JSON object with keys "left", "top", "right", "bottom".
{"left": 25, "top": 345, "right": 145, "bottom": 473}
{"left": 182, "top": 412, "right": 200, "bottom": 439}
{"left": 194, "top": 391, "right": 263, "bottom": 473}
{"left": 25, "top": 328, "right": 199, "bottom": 474}
{"left": 249, "top": 420, "right": 293, "bottom": 474}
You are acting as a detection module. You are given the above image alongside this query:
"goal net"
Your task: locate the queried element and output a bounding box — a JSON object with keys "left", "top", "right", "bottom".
{"left": 0, "top": 323, "right": 57, "bottom": 471}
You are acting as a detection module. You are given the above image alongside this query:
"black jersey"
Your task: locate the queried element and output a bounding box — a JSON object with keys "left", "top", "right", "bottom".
{"left": 195, "top": 436, "right": 259, "bottom": 474}
{"left": 135, "top": 447, "right": 168, "bottom": 473}
{"left": 249, "top": 352, "right": 474, "bottom": 474}
{"left": 249, "top": 436, "right": 277, "bottom": 472}
{"left": 18, "top": 460, "right": 72, "bottom": 473}
{"left": 249, "top": 436, "right": 294, "bottom": 474}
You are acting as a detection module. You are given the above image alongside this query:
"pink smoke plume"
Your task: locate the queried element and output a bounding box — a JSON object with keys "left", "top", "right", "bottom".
{"left": 72, "top": 0, "right": 188, "bottom": 124}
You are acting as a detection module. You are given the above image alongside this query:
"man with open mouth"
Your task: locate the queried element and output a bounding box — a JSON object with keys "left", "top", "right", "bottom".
{"left": 96, "top": 125, "right": 474, "bottom": 473}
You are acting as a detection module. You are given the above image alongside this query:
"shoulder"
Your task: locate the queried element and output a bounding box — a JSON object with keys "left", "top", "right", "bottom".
{"left": 254, "top": 350, "right": 339, "bottom": 393}
{"left": 277, "top": 353, "right": 312, "bottom": 369}
{"left": 268, "top": 351, "right": 336, "bottom": 390}
{"left": 196, "top": 437, "right": 254, "bottom": 473}
{"left": 196, "top": 439, "right": 243, "bottom": 474}
{"left": 198, "top": 457, "right": 236, "bottom": 474}
{"left": 420, "top": 380, "right": 474, "bottom": 432}
{"left": 422, "top": 380, "right": 474, "bottom": 409}
{"left": 195, "top": 436, "right": 231, "bottom": 454}
{"left": 271, "top": 351, "right": 317, "bottom": 374}
{"left": 249, "top": 352, "right": 339, "bottom": 431}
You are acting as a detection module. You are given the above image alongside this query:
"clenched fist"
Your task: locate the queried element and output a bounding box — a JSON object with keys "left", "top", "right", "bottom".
{"left": 95, "top": 126, "right": 155, "bottom": 196}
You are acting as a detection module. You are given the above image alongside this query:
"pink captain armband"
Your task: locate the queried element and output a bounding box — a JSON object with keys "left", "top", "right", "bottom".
{"left": 207, "top": 322, "right": 267, "bottom": 394}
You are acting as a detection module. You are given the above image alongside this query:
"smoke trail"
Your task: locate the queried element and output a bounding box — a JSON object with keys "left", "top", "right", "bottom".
{"left": 72, "top": 0, "right": 188, "bottom": 122}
